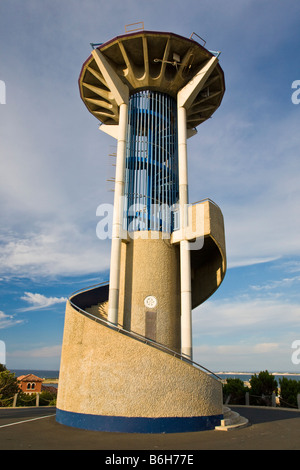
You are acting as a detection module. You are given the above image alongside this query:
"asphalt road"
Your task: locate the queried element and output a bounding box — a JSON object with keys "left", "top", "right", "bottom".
{"left": 0, "top": 406, "right": 300, "bottom": 451}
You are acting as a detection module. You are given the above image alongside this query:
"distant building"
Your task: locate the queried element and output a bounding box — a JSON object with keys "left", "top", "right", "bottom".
{"left": 17, "top": 374, "right": 43, "bottom": 394}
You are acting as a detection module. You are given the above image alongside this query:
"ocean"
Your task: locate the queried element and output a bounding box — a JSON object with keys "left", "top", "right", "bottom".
{"left": 10, "top": 369, "right": 300, "bottom": 383}
{"left": 11, "top": 369, "right": 60, "bottom": 379}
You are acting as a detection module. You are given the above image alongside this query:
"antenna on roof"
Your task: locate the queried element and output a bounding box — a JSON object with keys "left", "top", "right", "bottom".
{"left": 189, "top": 32, "right": 206, "bottom": 46}
{"left": 90, "top": 42, "right": 103, "bottom": 49}
{"left": 125, "top": 21, "right": 144, "bottom": 33}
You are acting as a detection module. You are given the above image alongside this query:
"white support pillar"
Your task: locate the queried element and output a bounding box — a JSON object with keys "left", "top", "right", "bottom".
{"left": 107, "top": 102, "right": 128, "bottom": 324}
{"left": 177, "top": 55, "right": 218, "bottom": 360}
{"left": 92, "top": 48, "right": 129, "bottom": 325}
{"left": 177, "top": 105, "right": 193, "bottom": 360}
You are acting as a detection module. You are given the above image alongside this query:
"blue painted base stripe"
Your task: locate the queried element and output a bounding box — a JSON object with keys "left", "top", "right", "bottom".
{"left": 56, "top": 409, "right": 223, "bottom": 433}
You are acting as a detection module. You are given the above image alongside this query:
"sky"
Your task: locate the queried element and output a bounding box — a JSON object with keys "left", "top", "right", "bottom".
{"left": 0, "top": 0, "right": 300, "bottom": 373}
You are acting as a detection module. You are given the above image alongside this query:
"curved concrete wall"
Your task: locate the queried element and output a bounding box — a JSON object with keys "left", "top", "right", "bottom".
{"left": 171, "top": 200, "right": 226, "bottom": 309}
{"left": 56, "top": 301, "right": 223, "bottom": 432}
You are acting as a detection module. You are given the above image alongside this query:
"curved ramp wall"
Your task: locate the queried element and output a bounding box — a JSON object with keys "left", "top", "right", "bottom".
{"left": 56, "top": 300, "right": 223, "bottom": 433}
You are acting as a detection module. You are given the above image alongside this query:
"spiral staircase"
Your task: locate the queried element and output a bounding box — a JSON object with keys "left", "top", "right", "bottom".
{"left": 56, "top": 280, "right": 224, "bottom": 433}
{"left": 56, "top": 279, "right": 248, "bottom": 433}
{"left": 56, "top": 283, "right": 223, "bottom": 433}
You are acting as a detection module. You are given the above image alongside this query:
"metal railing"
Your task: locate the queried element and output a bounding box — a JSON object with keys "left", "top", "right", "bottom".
{"left": 68, "top": 282, "right": 222, "bottom": 382}
{"left": 172, "top": 197, "right": 221, "bottom": 232}
{"left": 191, "top": 197, "right": 222, "bottom": 211}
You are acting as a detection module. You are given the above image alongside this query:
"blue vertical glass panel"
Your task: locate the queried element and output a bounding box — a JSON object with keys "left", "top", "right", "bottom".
{"left": 124, "top": 90, "right": 179, "bottom": 233}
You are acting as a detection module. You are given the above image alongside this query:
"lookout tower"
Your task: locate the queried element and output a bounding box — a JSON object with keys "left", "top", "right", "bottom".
{"left": 57, "top": 28, "right": 227, "bottom": 433}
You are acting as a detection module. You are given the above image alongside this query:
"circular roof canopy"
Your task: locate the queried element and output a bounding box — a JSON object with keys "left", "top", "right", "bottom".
{"left": 79, "top": 31, "right": 225, "bottom": 129}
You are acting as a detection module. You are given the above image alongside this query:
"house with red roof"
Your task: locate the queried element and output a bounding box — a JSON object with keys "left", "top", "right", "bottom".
{"left": 17, "top": 374, "right": 43, "bottom": 395}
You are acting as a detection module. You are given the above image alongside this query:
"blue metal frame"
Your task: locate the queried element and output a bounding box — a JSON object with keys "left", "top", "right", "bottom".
{"left": 124, "top": 91, "right": 179, "bottom": 233}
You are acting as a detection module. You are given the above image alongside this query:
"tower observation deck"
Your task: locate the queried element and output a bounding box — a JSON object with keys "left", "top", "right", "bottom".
{"left": 56, "top": 30, "right": 227, "bottom": 434}
{"left": 79, "top": 30, "right": 224, "bottom": 126}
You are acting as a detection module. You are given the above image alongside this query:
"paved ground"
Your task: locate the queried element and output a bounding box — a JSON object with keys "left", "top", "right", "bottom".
{"left": 0, "top": 406, "right": 300, "bottom": 451}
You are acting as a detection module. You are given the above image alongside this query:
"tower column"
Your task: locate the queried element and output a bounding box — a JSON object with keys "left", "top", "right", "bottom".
{"left": 177, "top": 104, "right": 193, "bottom": 360}
{"left": 107, "top": 102, "right": 128, "bottom": 324}
{"left": 91, "top": 49, "right": 130, "bottom": 325}
{"left": 177, "top": 56, "right": 219, "bottom": 360}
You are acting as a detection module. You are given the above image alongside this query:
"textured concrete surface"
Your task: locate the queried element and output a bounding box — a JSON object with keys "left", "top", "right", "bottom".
{"left": 57, "top": 302, "right": 222, "bottom": 419}
{"left": 119, "top": 234, "right": 181, "bottom": 350}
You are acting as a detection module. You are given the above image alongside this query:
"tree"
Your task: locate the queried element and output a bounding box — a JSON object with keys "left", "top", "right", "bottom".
{"left": 39, "top": 390, "right": 57, "bottom": 406}
{"left": 0, "top": 366, "right": 20, "bottom": 406}
{"left": 16, "top": 392, "right": 37, "bottom": 407}
{"left": 223, "top": 378, "right": 249, "bottom": 405}
{"left": 249, "top": 370, "right": 278, "bottom": 406}
{"left": 279, "top": 377, "right": 300, "bottom": 408}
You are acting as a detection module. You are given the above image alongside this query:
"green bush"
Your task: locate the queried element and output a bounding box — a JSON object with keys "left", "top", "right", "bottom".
{"left": 15, "top": 390, "right": 57, "bottom": 407}
{"left": 16, "top": 392, "right": 37, "bottom": 407}
{"left": 279, "top": 377, "right": 300, "bottom": 408}
{"left": 223, "top": 378, "right": 249, "bottom": 405}
{"left": 249, "top": 370, "right": 278, "bottom": 406}
{"left": 39, "top": 390, "right": 57, "bottom": 406}
{"left": 0, "top": 365, "right": 19, "bottom": 407}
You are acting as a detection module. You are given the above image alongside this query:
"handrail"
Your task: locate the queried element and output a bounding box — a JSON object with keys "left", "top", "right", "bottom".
{"left": 69, "top": 280, "right": 109, "bottom": 299}
{"left": 68, "top": 282, "right": 222, "bottom": 382}
{"left": 171, "top": 198, "right": 222, "bottom": 214}
{"left": 191, "top": 197, "right": 221, "bottom": 211}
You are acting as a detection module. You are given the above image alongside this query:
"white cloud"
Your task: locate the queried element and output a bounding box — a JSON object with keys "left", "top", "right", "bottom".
{"left": 193, "top": 340, "right": 291, "bottom": 372}
{"left": 228, "top": 257, "right": 281, "bottom": 269}
{"left": 250, "top": 275, "right": 300, "bottom": 292}
{"left": 253, "top": 342, "right": 279, "bottom": 353}
{"left": 189, "top": 108, "right": 300, "bottom": 268}
{"left": 0, "top": 0, "right": 300, "bottom": 373}
{"left": 0, "top": 223, "right": 111, "bottom": 279}
{"left": 195, "top": 342, "right": 280, "bottom": 358}
{"left": 192, "top": 296, "right": 300, "bottom": 371}
{"left": 278, "top": 260, "right": 300, "bottom": 274}
{"left": 20, "top": 292, "right": 67, "bottom": 311}
{"left": 0, "top": 311, "right": 23, "bottom": 329}
{"left": 10, "top": 344, "right": 61, "bottom": 359}
{"left": 0, "top": 1, "right": 299, "bottom": 279}
{"left": 193, "top": 297, "right": 300, "bottom": 336}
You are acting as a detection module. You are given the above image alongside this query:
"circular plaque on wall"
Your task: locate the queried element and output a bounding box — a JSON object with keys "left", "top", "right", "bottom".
{"left": 144, "top": 295, "right": 157, "bottom": 309}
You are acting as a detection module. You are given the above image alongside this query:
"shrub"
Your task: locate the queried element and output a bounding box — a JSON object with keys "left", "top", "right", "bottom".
{"left": 223, "top": 378, "right": 249, "bottom": 405}
{"left": 279, "top": 377, "right": 300, "bottom": 408}
{"left": 16, "top": 392, "right": 37, "bottom": 407}
{"left": 0, "top": 366, "right": 20, "bottom": 407}
{"left": 249, "top": 370, "right": 278, "bottom": 406}
{"left": 39, "top": 390, "right": 57, "bottom": 406}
